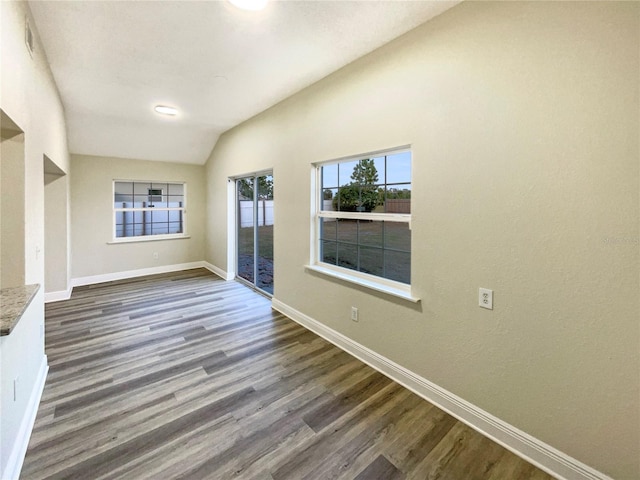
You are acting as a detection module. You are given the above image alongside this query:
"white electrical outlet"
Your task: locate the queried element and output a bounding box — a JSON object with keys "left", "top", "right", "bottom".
{"left": 479, "top": 288, "right": 493, "bottom": 310}
{"left": 351, "top": 306, "right": 359, "bottom": 322}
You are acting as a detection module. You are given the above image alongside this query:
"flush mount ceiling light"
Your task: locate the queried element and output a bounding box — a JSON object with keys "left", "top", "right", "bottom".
{"left": 229, "top": 0, "right": 268, "bottom": 11}
{"left": 154, "top": 105, "right": 178, "bottom": 116}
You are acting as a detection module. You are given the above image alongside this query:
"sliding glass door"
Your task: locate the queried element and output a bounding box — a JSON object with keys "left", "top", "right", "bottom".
{"left": 236, "top": 173, "right": 274, "bottom": 295}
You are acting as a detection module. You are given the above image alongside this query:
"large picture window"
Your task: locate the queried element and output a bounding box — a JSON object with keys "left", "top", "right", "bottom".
{"left": 113, "top": 181, "right": 186, "bottom": 240}
{"left": 314, "top": 148, "right": 411, "bottom": 291}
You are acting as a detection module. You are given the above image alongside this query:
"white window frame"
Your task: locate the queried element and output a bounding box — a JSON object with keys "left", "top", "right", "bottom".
{"left": 111, "top": 180, "right": 189, "bottom": 244}
{"left": 307, "top": 147, "right": 419, "bottom": 302}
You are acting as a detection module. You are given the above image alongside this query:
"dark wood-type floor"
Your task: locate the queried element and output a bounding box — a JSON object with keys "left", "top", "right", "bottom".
{"left": 21, "top": 269, "right": 554, "bottom": 480}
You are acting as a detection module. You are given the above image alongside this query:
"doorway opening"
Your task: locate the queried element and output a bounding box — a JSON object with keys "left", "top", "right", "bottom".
{"left": 236, "top": 173, "right": 274, "bottom": 295}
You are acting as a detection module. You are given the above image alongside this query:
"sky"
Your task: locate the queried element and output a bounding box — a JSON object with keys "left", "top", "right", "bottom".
{"left": 322, "top": 151, "right": 411, "bottom": 190}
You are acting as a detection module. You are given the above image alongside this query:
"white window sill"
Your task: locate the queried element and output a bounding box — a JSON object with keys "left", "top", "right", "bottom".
{"left": 108, "top": 235, "right": 191, "bottom": 244}
{"left": 304, "top": 264, "right": 420, "bottom": 303}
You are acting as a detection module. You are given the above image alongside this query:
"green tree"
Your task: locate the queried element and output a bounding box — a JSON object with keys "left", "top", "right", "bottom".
{"left": 333, "top": 159, "right": 381, "bottom": 212}
{"left": 237, "top": 177, "right": 273, "bottom": 200}
{"left": 257, "top": 176, "right": 273, "bottom": 199}
{"left": 351, "top": 158, "right": 378, "bottom": 186}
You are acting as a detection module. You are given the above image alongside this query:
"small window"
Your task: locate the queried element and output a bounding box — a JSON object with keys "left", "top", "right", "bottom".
{"left": 113, "top": 181, "right": 186, "bottom": 241}
{"left": 312, "top": 148, "right": 412, "bottom": 291}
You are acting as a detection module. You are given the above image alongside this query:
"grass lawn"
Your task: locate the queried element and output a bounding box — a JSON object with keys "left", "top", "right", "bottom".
{"left": 238, "top": 225, "right": 274, "bottom": 293}
{"left": 320, "top": 220, "right": 410, "bottom": 283}
{"left": 237, "top": 221, "right": 410, "bottom": 285}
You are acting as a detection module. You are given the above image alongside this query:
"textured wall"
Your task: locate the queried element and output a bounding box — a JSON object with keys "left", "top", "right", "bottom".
{"left": 70, "top": 154, "right": 206, "bottom": 279}
{"left": 204, "top": 2, "right": 639, "bottom": 478}
{"left": 0, "top": 0, "right": 69, "bottom": 476}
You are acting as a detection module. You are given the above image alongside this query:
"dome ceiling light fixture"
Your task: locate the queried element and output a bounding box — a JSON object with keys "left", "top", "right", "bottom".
{"left": 154, "top": 105, "right": 178, "bottom": 116}
{"left": 228, "top": 0, "right": 268, "bottom": 11}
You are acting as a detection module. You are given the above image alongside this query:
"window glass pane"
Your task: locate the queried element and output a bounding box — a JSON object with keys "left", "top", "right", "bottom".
{"left": 152, "top": 223, "right": 169, "bottom": 235}
{"left": 237, "top": 177, "right": 254, "bottom": 284}
{"left": 384, "top": 250, "right": 410, "bottom": 284}
{"left": 336, "top": 243, "right": 358, "bottom": 272}
{"left": 114, "top": 182, "right": 133, "bottom": 203}
{"left": 151, "top": 210, "right": 169, "bottom": 223}
{"left": 169, "top": 222, "right": 183, "bottom": 234}
{"left": 338, "top": 160, "right": 358, "bottom": 186}
{"left": 316, "top": 150, "right": 411, "bottom": 286}
{"left": 336, "top": 219, "right": 357, "bottom": 244}
{"left": 372, "top": 156, "right": 386, "bottom": 185}
{"left": 358, "top": 184, "right": 381, "bottom": 213}
{"left": 237, "top": 178, "right": 254, "bottom": 201}
{"left": 167, "top": 197, "right": 184, "bottom": 207}
{"left": 133, "top": 194, "right": 148, "bottom": 207}
{"left": 151, "top": 182, "right": 168, "bottom": 193}
{"left": 133, "top": 182, "right": 152, "bottom": 195}
{"left": 384, "top": 222, "right": 411, "bottom": 252}
{"left": 131, "top": 211, "right": 143, "bottom": 224}
{"left": 322, "top": 164, "right": 338, "bottom": 189}
{"left": 258, "top": 175, "right": 273, "bottom": 200}
{"left": 120, "top": 225, "right": 134, "bottom": 237}
{"left": 167, "top": 183, "right": 184, "bottom": 195}
{"left": 321, "top": 240, "right": 337, "bottom": 265}
{"left": 384, "top": 184, "right": 411, "bottom": 213}
{"left": 117, "top": 211, "right": 134, "bottom": 226}
{"left": 114, "top": 180, "right": 186, "bottom": 239}
{"left": 359, "top": 246, "right": 384, "bottom": 277}
{"left": 386, "top": 151, "right": 411, "bottom": 184}
{"left": 152, "top": 197, "right": 168, "bottom": 208}
{"left": 335, "top": 184, "right": 358, "bottom": 212}
{"left": 321, "top": 188, "right": 337, "bottom": 211}
{"left": 334, "top": 161, "right": 382, "bottom": 212}
{"left": 358, "top": 220, "right": 383, "bottom": 248}
{"left": 320, "top": 218, "right": 337, "bottom": 241}
{"left": 350, "top": 158, "right": 380, "bottom": 186}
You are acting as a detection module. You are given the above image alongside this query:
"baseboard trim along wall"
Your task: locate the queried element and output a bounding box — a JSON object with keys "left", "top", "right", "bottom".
{"left": 271, "top": 298, "right": 612, "bottom": 480}
{"left": 202, "top": 261, "right": 234, "bottom": 281}
{"left": 45, "top": 261, "right": 232, "bottom": 303}
{"left": 72, "top": 261, "right": 208, "bottom": 288}
{"left": 44, "top": 286, "right": 73, "bottom": 303}
{"left": 2, "top": 357, "right": 48, "bottom": 480}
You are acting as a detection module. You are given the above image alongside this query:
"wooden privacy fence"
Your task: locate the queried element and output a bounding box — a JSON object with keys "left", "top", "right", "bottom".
{"left": 385, "top": 199, "right": 410, "bottom": 213}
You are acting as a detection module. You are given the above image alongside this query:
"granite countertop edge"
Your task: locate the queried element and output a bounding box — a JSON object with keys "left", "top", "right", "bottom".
{"left": 0, "top": 283, "right": 41, "bottom": 336}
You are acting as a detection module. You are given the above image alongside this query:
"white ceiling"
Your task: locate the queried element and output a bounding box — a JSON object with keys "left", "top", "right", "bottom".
{"left": 29, "top": 0, "right": 459, "bottom": 165}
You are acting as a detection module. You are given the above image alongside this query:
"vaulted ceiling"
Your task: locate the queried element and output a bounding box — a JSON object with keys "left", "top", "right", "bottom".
{"left": 29, "top": 1, "right": 459, "bottom": 165}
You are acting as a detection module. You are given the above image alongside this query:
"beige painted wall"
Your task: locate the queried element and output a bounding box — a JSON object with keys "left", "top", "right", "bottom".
{"left": 0, "top": 1, "right": 70, "bottom": 477}
{"left": 70, "top": 154, "right": 206, "bottom": 279}
{"left": 1, "top": 133, "right": 26, "bottom": 288}
{"left": 45, "top": 174, "right": 69, "bottom": 293}
{"left": 204, "top": 2, "right": 639, "bottom": 478}
{"left": 1, "top": 2, "right": 70, "bottom": 287}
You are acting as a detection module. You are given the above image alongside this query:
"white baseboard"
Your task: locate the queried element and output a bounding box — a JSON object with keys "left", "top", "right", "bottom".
{"left": 1, "top": 356, "right": 48, "bottom": 480}
{"left": 202, "top": 261, "right": 234, "bottom": 281}
{"left": 46, "top": 261, "right": 232, "bottom": 303}
{"left": 271, "top": 298, "right": 612, "bottom": 480}
{"left": 44, "top": 286, "right": 73, "bottom": 303}
{"left": 71, "top": 261, "right": 208, "bottom": 288}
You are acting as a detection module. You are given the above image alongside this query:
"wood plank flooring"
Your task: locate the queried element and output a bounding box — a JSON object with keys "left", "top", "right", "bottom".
{"left": 21, "top": 269, "right": 554, "bottom": 480}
